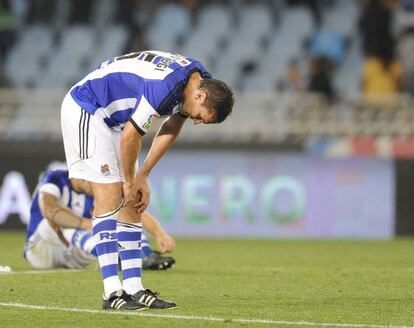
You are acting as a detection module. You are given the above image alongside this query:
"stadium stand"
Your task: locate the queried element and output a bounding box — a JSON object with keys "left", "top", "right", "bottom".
{"left": 0, "top": 0, "right": 413, "bottom": 157}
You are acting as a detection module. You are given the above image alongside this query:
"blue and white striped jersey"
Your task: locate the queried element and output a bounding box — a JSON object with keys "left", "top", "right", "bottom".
{"left": 26, "top": 170, "right": 94, "bottom": 241}
{"left": 70, "top": 50, "right": 212, "bottom": 134}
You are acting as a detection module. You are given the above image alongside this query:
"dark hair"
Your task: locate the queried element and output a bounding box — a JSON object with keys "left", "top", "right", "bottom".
{"left": 200, "top": 79, "right": 234, "bottom": 123}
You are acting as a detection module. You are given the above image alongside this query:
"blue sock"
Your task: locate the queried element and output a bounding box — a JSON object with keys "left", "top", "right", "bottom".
{"left": 117, "top": 221, "right": 144, "bottom": 294}
{"left": 68, "top": 228, "right": 97, "bottom": 257}
{"left": 92, "top": 215, "right": 122, "bottom": 297}
{"left": 141, "top": 232, "right": 153, "bottom": 257}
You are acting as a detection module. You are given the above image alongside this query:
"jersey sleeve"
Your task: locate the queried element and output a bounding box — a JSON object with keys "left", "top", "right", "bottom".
{"left": 188, "top": 60, "right": 212, "bottom": 79}
{"left": 129, "top": 95, "right": 161, "bottom": 135}
{"left": 37, "top": 170, "right": 66, "bottom": 198}
{"left": 38, "top": 183, "right": 61, "bottom": 198}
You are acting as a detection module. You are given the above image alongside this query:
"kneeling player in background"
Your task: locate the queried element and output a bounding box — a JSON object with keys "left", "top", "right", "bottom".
{"left": 24, "top": 169, "right": 176, "bottom": 271}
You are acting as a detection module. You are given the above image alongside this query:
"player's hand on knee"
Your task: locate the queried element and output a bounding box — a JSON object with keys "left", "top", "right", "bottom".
{"left": 135, "top": 175, "right": 150, "bottom": 213}
{"left": 122, "top": 182, "right": 138, "bottom": 208}
{"left": 135, "top": 189, "right": 150, "bottom": 213}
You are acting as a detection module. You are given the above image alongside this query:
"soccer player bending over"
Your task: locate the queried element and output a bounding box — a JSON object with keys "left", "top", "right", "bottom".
{"left": 24, "top": 169, "right": 176, "bottom": 272}
{"left": 60, "top": 50, "right": 234, "bottom": 310}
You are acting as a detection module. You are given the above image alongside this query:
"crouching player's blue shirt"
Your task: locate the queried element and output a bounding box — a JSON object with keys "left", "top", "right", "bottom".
{"left": 70, "top": 50, "right": 212, "bottom": 135}
{"left": 26, "top": 170, "right": 94, "bottom": 243}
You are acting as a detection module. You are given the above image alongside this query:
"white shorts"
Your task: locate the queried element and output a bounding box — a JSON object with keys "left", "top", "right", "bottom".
{"left": 61, "top": 92, "right": 129, "bottom": 184}
{"left": 25, "top": 219, "right": 95, "bottom": 269}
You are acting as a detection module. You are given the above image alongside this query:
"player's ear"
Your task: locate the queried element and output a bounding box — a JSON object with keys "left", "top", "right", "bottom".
{"left": 195, "top": 89, "right": 207, "bottom": 101}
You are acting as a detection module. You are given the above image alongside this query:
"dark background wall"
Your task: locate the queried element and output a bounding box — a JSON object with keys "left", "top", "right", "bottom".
{"left": 0, "top": 141, "right": 65, "bottom": 229}
{"left": 396, "top": 160, "right": 414, "bottom": 235}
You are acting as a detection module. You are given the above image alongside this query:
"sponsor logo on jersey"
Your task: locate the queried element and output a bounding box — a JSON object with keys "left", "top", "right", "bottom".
{"left": 101, "top": 164, "right": 110, "bottom": 176}
{"left": 155, "top": 57, "right": 175, "bottom": 71}
{"left": 142, "top": 113, "right": 160, "bottom": 130}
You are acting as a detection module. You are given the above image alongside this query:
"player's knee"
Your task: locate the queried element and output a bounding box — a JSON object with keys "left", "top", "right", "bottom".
{"left": 92, "top": 183, "right": 123, "bottom": 216}
{"left": 118, "top": 206, "right": 142, "bottom": 223}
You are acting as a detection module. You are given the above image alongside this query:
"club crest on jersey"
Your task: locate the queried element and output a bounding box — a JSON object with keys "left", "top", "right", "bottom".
{"left": 101, "top": 164, "right": 110, "bottom": 176}
{"left": 142, "top": 113, "right": 159, "bottom": 130}
{"left": 178, "top": 58, "right": 190, "bottom": 67}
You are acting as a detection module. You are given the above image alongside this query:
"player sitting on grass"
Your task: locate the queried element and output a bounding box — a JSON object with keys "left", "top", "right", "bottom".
{"left": 24, "top": 169, "right": 176, "bottom": 271}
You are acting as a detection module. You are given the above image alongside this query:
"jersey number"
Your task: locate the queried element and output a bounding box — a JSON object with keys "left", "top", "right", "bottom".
{"left": 101, "top": 51, "right": 188, "bottom": 72}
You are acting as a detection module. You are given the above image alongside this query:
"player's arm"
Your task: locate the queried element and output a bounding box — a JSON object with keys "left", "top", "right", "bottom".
{"left": 39, "top": 192, "right": 92, "bottom": 231}
{"left": 120, "top": 121, "right": 143, "bottom": 207}
{"left": 136, "top": 112, "right": 187, "bottom": 212}
{"left": 141, "top": 211, "right": 176, "bottom": 253}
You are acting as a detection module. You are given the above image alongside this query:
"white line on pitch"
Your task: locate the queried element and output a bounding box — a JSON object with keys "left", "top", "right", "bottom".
{"left": 241, "top": 267, "right": 414, "bottom": 272}
{"left": 2, "top": 267, "right": 413, "bottom": 276}
{"left": 0, "top": 269, "right": 87, "bottom": 275}
{"left": 0, "top": 302, "right": 412, "bottom": 328}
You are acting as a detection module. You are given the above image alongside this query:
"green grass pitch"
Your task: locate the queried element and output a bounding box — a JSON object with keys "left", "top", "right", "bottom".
{"left": 0, "top": 231, "right": 413, "bottom": 328}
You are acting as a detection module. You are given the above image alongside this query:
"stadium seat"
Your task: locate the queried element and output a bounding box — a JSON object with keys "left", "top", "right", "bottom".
{"left": 37, "top": 25, "right": 95, "bottom": 88}
{"left": 181, "top": 4, "right": 232, "bottom": 66}
{"left": 212, "top": 4, "right": 273, "bottom": 88}
{"left": 324, "top": 0, "right": 358, "bottom": 36}
{"left": 5, "top": 25, "right": 52, "bottom": 87}
{"left": 146, "top": 4, "right": 191, "bottom": 52}
{"left": 243, "top": 7, "right": 312, "bottom": 91}
{"left": 85, "top": 25, "right": 128, "bottom": 72}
